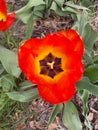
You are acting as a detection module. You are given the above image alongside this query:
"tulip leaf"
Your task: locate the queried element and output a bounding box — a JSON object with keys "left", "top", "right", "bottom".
{"left": 7, "top": 88, "right": 39, "bottom": 102}
{"left": 0, "top": 45, "right": 21, "bottom": 78}
{"left": 76, "top": 76, "right": 98, "bottom": 96}
{"left": 16, "top": 0, "right": 45, "bottom": 24}
{"left": 62, "top": 101, "right": 82, "bottom": 130}
{"left": 93, "top": 55, "right": 98, "bottom": 63}
{"left": 51, "top": 1, "right": 77, "bottom": 17}
{"left": 0, "top": 64, "right": 4, "bottom": 75}
{"left": 16, "top": 0, "right": 45, "bottom": 13}
{"left": 84, "top": 64, "right": 98, "bottom": 83}
{"left": 65, "top": 3, "right": 90, "bottom": 11}
{"left": 54, "top": 0, "right": 64, "bottom": 7}
{"left": 80, "top": 0, "right": 94, "bottom": 8}
{"left": 19, "top": 80, "right": 35, "bottom": 90}
{"left": 25, "top": 12, "right": 34, "bottom": 39}
{"left": 82, "top": 23, "right": 98, "bottom": 52}
{"left": 79, "top": 90, "right": 92, "bottom": 130}
{"left": 48, "top": 104, "right": 62, "bottom": 125}
{"left": 51, "top": 1, "right": 67, "bottom": 16}
{"left": 1, "top": 75, "right": 15, "bottom": 92}
{"left": 78, "top": 11, "right": 87, "bottom": 37}
{"left": 16, "top": 9, "right": 32, "bottom": 24}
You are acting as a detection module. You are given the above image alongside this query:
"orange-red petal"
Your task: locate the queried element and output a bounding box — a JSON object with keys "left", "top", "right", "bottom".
{"left": 0, "top": 12, "right": 15, "bottom": 31}
{"left": 59, "top": 29, "right": 84, "bottom": 58}
{"left": 0, "top": 0, "right": 7, "bottom": 21}
{"left": 38, "top": 83, "right": 76, "bottom": 104}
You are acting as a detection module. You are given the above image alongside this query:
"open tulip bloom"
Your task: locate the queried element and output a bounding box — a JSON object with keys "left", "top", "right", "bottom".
{"left": 18, "top": 29, "right": 84, "bottom": 104}
{"left": 0, "top": 0, "right": 15, "bottom": 31}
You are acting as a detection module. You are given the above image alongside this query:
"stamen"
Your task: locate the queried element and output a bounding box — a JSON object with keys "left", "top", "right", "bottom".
{"left": 54, "top": 58, "right": 61, "bottom": 65}
{"left": 46, "top": 53, "right": 54, "bottom": 63}
{"left": 39, "top": 53, "right": 64, "bottom": 78}
{"left": 48, "top": 69, "right": 56, "bottom": 78}
{"left": 39, "top": 60, "right": 47, "bottom": 66}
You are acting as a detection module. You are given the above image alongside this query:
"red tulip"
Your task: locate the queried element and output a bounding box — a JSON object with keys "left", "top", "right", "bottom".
{"left": 0, "top": 0, "right": 15, "bottom": 31}
{"left": 18, "top": 30, "right": 84, "bottom": 104}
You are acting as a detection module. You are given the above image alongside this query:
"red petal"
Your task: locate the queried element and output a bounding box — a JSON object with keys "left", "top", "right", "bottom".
{"left": 0, "top": 12, "right": 15, "bottom": 31}
{"left": 59, "top": 29, "right": 84, "bottom": 58}
{"left": 38, "top": 83, "right": 76, "bottom": 104}
{"left": 0, "top": 0, "right": 7, "bottom": 21}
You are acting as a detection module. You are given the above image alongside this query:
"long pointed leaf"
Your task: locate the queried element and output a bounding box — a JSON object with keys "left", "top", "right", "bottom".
{"left": 62, "top": 101, "right": 82, "bottom": 130}
{"left": 48, "top": 104, "right": 62, "bottom": 125}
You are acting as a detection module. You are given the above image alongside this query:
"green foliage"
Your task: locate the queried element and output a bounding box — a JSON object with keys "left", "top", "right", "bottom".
{"left": 62, "top": 101, "right": 82, "bottom": 130}
{"left": 84, "top": 64, "right": 98, "bottom": 83}
{"left": 79, "top": 90, "right": 92, "bottom": 130}
{"left": 76, "top": 77, "right": 98, "bottom": 96}
{"left": 83, "top": 23, "right": 98, "bottom": 53}
{"left": 7, "top": 89, "right": 39, "bottom": 102}
{"left": 1, "top": 75, "right": 16, "bottom": 92}
{"left": 0, "top": 45, "right": 21, "bottom": 78}
{"left": 48, "top": 104, "right": 62, "bottom": 125}
{"left": 0, "top": 0, "right": 98, "bottom": 129}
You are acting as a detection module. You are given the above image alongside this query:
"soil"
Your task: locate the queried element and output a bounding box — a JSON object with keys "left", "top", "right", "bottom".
{"left": 4, "top": 0, "right": 98, "bottom": 130}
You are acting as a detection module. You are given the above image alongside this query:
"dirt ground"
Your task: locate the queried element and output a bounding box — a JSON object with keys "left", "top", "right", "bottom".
{"left": 5, "top": 0, "right": 98, "bottom": 130}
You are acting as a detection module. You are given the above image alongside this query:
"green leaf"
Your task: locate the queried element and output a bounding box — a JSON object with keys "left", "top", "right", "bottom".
{"left": 16, "top": 0, "right": 45, "bottom": 13}
{"left": 19, "top": 80, "right": 35, "bottom": 90}
{"left": 79, "top": 90, "right": 92, "bottom": 130}
{"left": 16, "top": 0, "right": 45, "bottom": 23}
{"left": 48, "top": 104, "right": 62, "bottom": 125}
{"left": 7, "top": 88, "right": 39, "bottom": 102}
{"left": 25, "top": 12, "right": 34, "bottom": 39}
{"left": 17, "top": 4, "right": 45, "bottom": 24}
{"left": 65, "top": 2, "right": 90, "bottom": 11}
{"left": 51, "top": 0, "right": 78, "bottom": 17}
{"left": 76, "top": 76, "right": 98, "bottom": 96}
{"left": 92, "top": 55, "right": 98, "bottom": 63}
{"left": 17, "top": 9, "right": 32, "bottom": 24}
{"left": 54, "top": 0, "right": 64, "bottom": 7}
{"left": 62, "top": 101, "right": 82, "bottom": 130}
{"left": 0, "top": 94, "right": 9, "bottom": 111}
{"left": 0, "top": 64, "right": 4, "bottom": 75}
{"left": 82, "top": 23, "right": 98, "bottom": 52}
{"left": 51, "top": 1, "right": 67, "bottom": 16}
{"left": 0, "top": 45, "right": 21, "bottom": 78}
{"left": 78, "top": 11, "right": 87, "bottom": 36}
{"left": 80, "top": 0, "right": 94, "bottom": 8}
{"left": 1, "top": 75, "right": 15, "bottom": 92}
{"left": 84, "top": 64, "right": 98, "bottom": 83}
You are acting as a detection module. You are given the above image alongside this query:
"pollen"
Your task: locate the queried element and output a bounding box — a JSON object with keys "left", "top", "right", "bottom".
{"left": 47, "top": 61, "right": 55, "bottom": 69}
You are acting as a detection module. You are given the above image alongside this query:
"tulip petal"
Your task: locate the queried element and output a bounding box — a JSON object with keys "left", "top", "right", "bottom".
{"left": 38, "top": 83, "right": 76, "bottom": 104}
{"left": 59, "top": 29, "right": 84, "bottom": 57}
{"left": 0, "top": 0, "right": 7, "bottom": 21}
{"left": 0, "top": 12, "right": 15, "bottom": 31}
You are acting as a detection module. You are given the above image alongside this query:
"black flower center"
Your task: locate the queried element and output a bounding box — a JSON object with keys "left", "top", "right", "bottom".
{"left": 39, "top": 53, "right": 64, "bottom": 78}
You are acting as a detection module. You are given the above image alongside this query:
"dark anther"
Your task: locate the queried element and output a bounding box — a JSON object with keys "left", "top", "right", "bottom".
{"left": 46, "top": 53, "right": 54, "bottom": 63}
{"left": 54, "top": 58, "right": 61, "bottom": 65}
{"left": 40, "top": 66, "right": 48, "bottom": 75}
{"left": 54, "top": 65, "right": 63, "bottom": 73}
{"left": 39, "top": 60, "right": 47, "bottom": 66}
{"left": 48, "top": 69, "right": 56, "bottom": 78}
{"left": 39, "top": 52, "right": 64, "bottom": 78}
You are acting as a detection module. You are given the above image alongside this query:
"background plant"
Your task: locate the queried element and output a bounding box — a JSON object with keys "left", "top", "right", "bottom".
{"left": 0, "top": 0, "right": 98, "bottom": 129}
